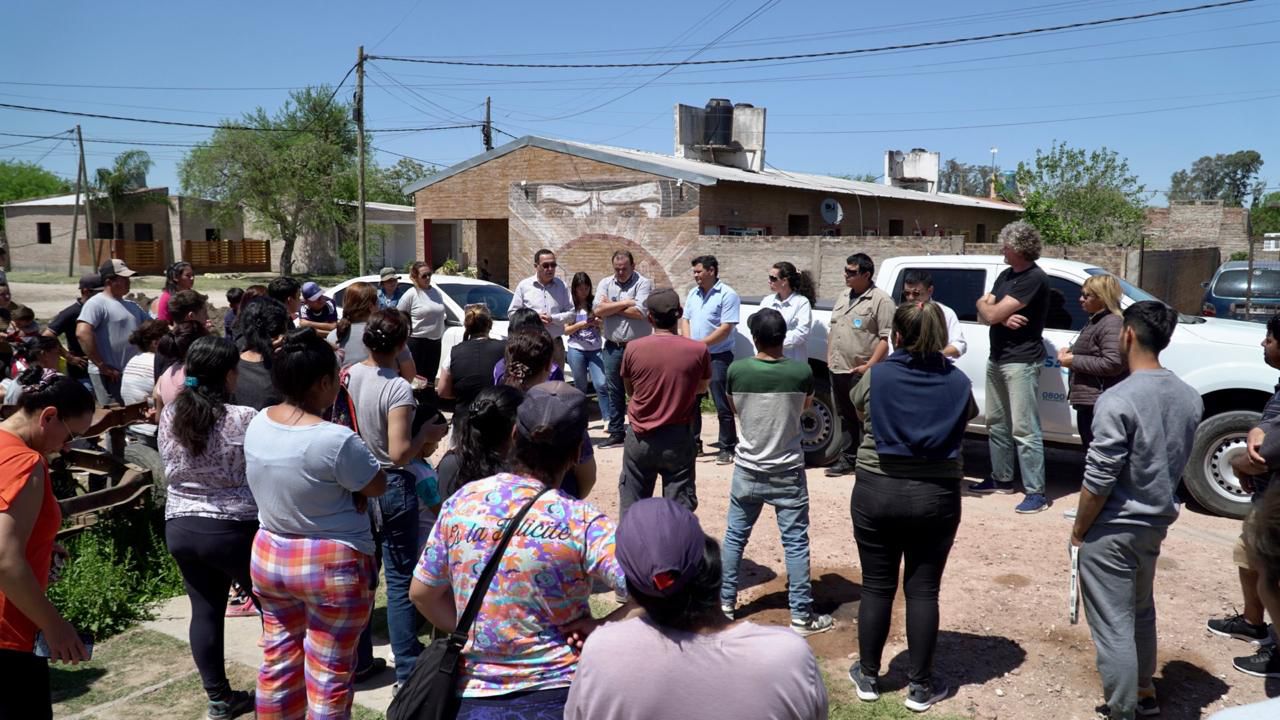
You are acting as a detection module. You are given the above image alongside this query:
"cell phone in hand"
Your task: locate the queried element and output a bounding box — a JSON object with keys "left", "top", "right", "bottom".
{"left": 33, "top": 630, "right": 94, "bottom": 660}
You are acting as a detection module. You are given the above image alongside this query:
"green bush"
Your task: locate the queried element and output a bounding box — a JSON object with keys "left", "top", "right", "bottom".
{"left": 1230, "top": 251, "right": 1249, "bottom": 261}
{"left": 49, "top": 511, "right": 184, "bottom": 639}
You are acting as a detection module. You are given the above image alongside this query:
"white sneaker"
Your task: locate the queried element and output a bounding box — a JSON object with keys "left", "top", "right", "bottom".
{"left": 791, "top": 614, "right": 834, "bottom": 637}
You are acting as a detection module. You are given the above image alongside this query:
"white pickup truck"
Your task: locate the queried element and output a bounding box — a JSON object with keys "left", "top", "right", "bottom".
{"left": 733, "top": 255, "right": 1275, "bottom": 520}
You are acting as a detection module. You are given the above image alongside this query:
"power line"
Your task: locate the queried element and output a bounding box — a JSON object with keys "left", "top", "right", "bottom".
{"left": 0, "top": 128, "right": 72, "bottom": 150}
{"left": 370, "top": 145, "right": 450, "bottom": 167}
{"left": 368, "top": 0, "right": 1255, "bottom": 68}
{"left": 370, "top": 0, "right": 426, "bottom": 51}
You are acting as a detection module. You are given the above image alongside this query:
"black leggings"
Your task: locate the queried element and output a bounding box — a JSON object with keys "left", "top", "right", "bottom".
{"left": 851, "top": 469, "right": 961, "bottom": 683}
{"left": 408, "top": 336, "right": 442, "bottom": 385}
{"left": 165, "top": 515, "right": 259, "bottom": 700}
{"left": 1074, "top": 404, "right": 1095, "bottom": 451}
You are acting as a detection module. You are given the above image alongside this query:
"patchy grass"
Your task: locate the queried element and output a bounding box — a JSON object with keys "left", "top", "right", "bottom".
{"left": 823, "top": 665, "right": 970, "bottom": 720}
{"left": 50, "top": 628, "right": 195, "bottom": 714}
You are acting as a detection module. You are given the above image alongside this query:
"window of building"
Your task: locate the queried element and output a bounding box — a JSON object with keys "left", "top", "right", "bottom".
{"left": 96, "top": 222, "right": 114, "bottom": 240}
{"left": 976, "top": 223, "right": 987, "bottom": 243}
{"left": 205, "top": 228, "right": 220, "bottom": 241}
{"left": 134, "top": 223, "right": 153, "bottom": 242}
{"left": 787, "top": 214, "right": 810, "bottom": 236}
{"left": 725, "top": 226, "right": 770, "bottom": 236}
{"left": 888, "top": 219, "right": 904, "bottom": 236}
{"left": 36, "top": 223, "right": 52, "bottom": 244}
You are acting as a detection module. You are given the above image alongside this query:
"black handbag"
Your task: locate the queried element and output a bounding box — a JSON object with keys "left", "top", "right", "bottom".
{"left": 386, "top": 486, "right": 552, "bottom": 720}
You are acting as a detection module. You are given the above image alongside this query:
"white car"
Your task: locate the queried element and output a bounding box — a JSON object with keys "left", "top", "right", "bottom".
{"left": 735, "top": 255, "right": 1275, "bottom": 520}
{"left": 324, "top": 273, "right": 512, "bottom": 378}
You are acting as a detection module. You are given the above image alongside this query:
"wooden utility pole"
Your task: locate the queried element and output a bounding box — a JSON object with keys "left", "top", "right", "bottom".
{"left": 78, "top": 125, "right": 96, "bottom": 267}
{"left": 356, "top": 45, "right": 367, "bottom": 275}
{"left": 67, "top": 125, "right": 84, "bottom": 276}
{"left": 483, "top": 96, "right": 493, "bottom": 151}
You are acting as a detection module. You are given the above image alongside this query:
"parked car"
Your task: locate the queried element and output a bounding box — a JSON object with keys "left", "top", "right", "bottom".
{"left": 734, "top": 255, "right": 1276, "bottom": 520}
{"left": 1200, "top": 260, "right": 1280, "bottom": 323}
{"left": 324, "top": 273, "right": 512, "bottom": 379}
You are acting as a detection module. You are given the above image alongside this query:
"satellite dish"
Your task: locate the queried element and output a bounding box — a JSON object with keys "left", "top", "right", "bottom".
{"left": 820, "top": 198, "right": 844, "bottom": 225}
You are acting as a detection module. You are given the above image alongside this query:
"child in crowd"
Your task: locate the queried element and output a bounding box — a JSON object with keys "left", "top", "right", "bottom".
{"left": 7, "top": 306, "right": 40, "bottom": 341}
{"left": 223, "top": 288, "right": 244, "bottom": 337}
{"left": 409, "top": 400, "right": 445, "bottom": 555}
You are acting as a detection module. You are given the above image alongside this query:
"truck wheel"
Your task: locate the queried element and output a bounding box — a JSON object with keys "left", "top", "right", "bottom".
{"left": 803, "top": 369, "right": 844, "bottom": 467}
{"left": 123, "top": 443, "right": 167, "bottom": 505}
{"left": 1184, "top": 410, "right": 1257, "bottom": 520}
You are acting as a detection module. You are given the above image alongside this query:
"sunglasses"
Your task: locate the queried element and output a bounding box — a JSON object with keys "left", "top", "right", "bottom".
{"left": 540, "top": 262, "right": 558, "bottom": 270}
{"left": 844, "top": 268, "right": 864, "bottom": 277}
{"left": 1080, "top": 292, "right": 1096, "bottom": 299}
{"left": 419, "top": 272, "right": 433, "bottom": 279}
{"left": 902, "top": 289, "right": 924, "bottom": 298}
{"left": 767, "top": 275, "right": 781, "bottom": 283}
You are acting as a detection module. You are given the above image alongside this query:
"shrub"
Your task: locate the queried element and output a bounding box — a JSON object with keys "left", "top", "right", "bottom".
{"left": 1230, "top": 251, "right": 1249, "bottom": 261}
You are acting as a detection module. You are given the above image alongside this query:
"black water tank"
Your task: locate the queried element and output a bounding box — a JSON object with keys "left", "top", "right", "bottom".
{"left": 705, "top": 98, "right": 733, "bottom": 146}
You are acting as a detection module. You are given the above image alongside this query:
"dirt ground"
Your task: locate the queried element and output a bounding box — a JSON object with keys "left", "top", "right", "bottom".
{"left": 582, "top": 424, "right": 1279, "bottom": 719}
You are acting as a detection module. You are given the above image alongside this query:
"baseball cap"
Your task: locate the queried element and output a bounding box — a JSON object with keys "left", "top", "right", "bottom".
{"left": 98, "top": 259, "right": 136, "bottom": 279}
{"left": 516, "top": 381, "right": 588, "bottom": 447}
{"left": 616, "top": 498, "right": 706, "bottom": 598}
{"left": 379, "top": 266, "right": 397, "bottom": 281}
{"left": 301, "top": 281, "right": 324, "bottom": 302}
{"left": 79, "top": 273, "right": 103, "bottom": 291}
{"left": 646, "top": 288, "right": 680, "bottom": 316}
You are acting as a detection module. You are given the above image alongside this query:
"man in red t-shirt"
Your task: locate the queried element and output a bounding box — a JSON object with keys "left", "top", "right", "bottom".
{"left": 619, "top": 288, "right": 710, "bottom": 515}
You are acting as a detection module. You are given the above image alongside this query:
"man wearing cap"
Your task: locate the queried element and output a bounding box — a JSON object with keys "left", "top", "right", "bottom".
{"left": 619, "top": 288, "right": 710, "bottom": 515}
{"left": 76, "top": 260, "right": 148, "bottom": 404}
{"left": 720, "top": 309, "right": 834, "bottom": 637}
{"left": 298, "top": 281, "right": 339, "bottom": 334}
{"left": 43, "top": 273, "right": 101, "bottom": 390}
{"left": 594, "top": 250, "right": 652, "bottom": 449}
{"left": 565, "top": 497, "right": 829, "bottom": 720}
{"left": 377, "top": 267, "right": 404, "bottom": 309}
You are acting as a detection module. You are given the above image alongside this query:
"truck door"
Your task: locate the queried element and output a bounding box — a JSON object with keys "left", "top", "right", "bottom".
{"left": 1041, "top": 275, "right": 1093, "bottom": 442}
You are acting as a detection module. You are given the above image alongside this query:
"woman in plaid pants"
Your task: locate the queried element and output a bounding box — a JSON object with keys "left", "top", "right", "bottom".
{"left": 244, "top": 329, "right": 388, "bottom": 720}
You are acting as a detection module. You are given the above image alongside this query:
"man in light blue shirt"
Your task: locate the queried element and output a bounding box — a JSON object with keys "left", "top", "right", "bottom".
{"left": 507, "top": 248, "right": 574, "bottom": 338}
{"left": 681, "top": 255, "right": 741, "bottom": 464}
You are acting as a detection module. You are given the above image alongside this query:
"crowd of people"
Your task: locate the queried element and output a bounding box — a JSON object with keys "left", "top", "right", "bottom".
{"left": 0, "top": 224, "right": 1277, "bottom": 720}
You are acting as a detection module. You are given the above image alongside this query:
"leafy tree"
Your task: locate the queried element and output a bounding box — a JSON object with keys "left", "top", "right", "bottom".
{"left": 179, "top": 86, "right": 357, "bottom": 275}
{"left": 339, "top": 156, "right": 435, "bottom": 206}
{"left": 92, "top": 150, "right": 167, "bottom": 256}
{"left": 837, "top": 172, "right": 880, "bottom": 183}
{"left": 1014, "top": 141, "right": 1147, "bottom": 246}
{"left": 1168, "top": 150, "right": 1264, "bottom": 207}
{"left": 938, "top": 159, "right": 991, "bottom": 196}
{"left": 1253, "top": 191, "right": 1280, "bottom": 236}
{"left": 0, "top": 160, "right": 70, "bottom": 231}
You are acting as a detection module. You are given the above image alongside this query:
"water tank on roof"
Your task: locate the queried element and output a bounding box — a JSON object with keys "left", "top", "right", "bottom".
{"left": 705, "top": 98, "right": 733, "bottom": 146}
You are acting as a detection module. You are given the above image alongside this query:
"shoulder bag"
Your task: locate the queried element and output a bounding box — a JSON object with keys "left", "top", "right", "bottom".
{"left": 386, "top": 485, "right": 553, "bottom": 720}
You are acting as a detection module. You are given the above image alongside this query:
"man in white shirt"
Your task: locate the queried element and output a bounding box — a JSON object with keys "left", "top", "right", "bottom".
{"left": 902, "top": 270, "right": 966, "bottom": 359}
{"left": 507, "top": 248, "right": 574, "bottom": 338}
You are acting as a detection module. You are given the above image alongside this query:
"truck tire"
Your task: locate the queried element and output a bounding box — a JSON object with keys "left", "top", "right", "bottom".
{"left": 123, "top": 443, "right": 167, "bottom": 505}
{"left": 1184, "top": 410, "right": 1257, "bottom": 520}
{"left": 803, "top": 368, "right": 845, "bottom": 467}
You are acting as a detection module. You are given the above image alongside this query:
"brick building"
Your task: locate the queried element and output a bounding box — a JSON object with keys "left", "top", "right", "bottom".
{"left": 405, "top": 134, "right": 1022, "bottom": 294}
{"left": 1144, "top": 200, "right": 1249, "bottom": 255}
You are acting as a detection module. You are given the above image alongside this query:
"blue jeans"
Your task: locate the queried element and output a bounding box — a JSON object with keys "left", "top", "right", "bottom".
{"left": 601, "top": 341, "right": 628, "bottom": 436}
{"left": 985, "top": 360, "right": 1046, "bottom": 495}
{"left": 355, "top": 471, "right": 422, "bottom": 684}
{"left": 566, "top": 347, "right": 611, "bottom": 425}
{"left": 720, "top": 465, "right": 813, "bottom": 621}
{"left": 692, "top": 351, "right": 737, "bottom": 451}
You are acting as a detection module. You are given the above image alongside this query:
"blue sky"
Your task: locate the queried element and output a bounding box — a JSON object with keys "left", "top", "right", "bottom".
{"left": 3, "top": 0, "right": 1278, "bottom": 204}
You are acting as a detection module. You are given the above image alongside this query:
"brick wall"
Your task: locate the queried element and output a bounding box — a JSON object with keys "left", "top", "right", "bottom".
{"left": 5, "top": 200, "right": 174, "bottom": 273}
{"left": 1144, "top": 202, "right": 1249, "bottom": 256}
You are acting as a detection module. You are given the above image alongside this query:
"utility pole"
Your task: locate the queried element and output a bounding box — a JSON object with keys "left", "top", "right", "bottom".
{"left": 78, "top": 125, "right": 95, "bottom": 267}
{"left": 483, "top": 96, "right": 493, "bottom": 151}
{"left": 356, "top": 45, "right": 367, "bottom": 275}
{"left": 67, "top": 126, "right": 83, "bottom": 277}
{"left": 989, "top": 146, "right": 999, "bottom": 199}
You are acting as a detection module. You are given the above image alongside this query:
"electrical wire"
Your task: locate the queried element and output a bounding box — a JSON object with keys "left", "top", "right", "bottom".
{"left": 370, "top": 0, "right": 426, "bottom": 51}
{"left": 367, "top": 0, "right": 1255, "bottom": 68}
{"left": 0, "top": 129, "right": 72, "bottom": 150}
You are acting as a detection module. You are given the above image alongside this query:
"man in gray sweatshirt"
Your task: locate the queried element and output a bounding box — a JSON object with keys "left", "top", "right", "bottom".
{"left": 1070, "top": 301, "right": 1203, "bottom": 720}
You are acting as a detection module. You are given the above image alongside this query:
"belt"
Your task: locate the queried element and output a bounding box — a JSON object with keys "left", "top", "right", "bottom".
{"left": 605, "top": 339, "right": 629, "bottom": 349}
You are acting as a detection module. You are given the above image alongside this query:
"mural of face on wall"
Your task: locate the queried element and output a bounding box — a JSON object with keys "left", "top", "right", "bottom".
{"left": 509, "top": 180, "right": 699, "bottom": 289}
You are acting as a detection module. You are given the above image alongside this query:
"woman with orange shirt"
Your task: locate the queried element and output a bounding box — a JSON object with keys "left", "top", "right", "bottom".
{"left": 0, "top": 373, "right": 95, "bottom": 719}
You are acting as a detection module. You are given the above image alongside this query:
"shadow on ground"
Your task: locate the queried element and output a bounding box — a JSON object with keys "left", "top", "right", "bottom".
{"left": 1156, "top": 658, "right": 1231, "bottom": 719}
{"left": 881, "top": 630, "right": 1027, "bottom": 692}
{"left": 49, "top": 665, "right": 108, "bottom": 703}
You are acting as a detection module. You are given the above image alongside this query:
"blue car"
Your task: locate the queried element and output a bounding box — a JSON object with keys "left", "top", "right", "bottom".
{"left": 1201, "top": 260, "right": 1280, "bottom": 323}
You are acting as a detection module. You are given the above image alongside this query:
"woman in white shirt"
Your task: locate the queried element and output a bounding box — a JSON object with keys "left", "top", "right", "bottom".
{"left": 396, "top": 261, "right": 446, "bottom": 384}
{"left": 120, "top": 319, "right": 171, "bottom": 406}
{"left": 762, "top": 261, "right": 815, "bottom": 363}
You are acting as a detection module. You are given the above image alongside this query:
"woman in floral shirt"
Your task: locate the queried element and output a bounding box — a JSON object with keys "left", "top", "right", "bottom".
{"left": 410, "top": 382, "right": 632, "bottom": 719}
{"left": 158, "top": 335, "right": 258, "bottom": 720}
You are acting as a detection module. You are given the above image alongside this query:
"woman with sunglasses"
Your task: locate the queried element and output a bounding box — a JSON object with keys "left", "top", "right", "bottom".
{"left": 762, "top": 261, "right": 816, "bottom": 363}
{"left": 0, "top": 373, "right": 95, "bottom": 720}
{"left": 396, "top": 261, "right": 446, "bottom": 385}
{"left": 1056, "top": 273, "right": 1127, "bottom": 451}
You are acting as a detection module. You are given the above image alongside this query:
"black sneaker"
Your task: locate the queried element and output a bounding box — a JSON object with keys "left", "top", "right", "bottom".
{"left": 716, "top": 449, "right": 735, "bottom": 465}
{"left": 969, "top": 477, "right": 1016, "bottom": 495}
{"left": 599, "top": 434, "right": 625, "bottom": 449}
{"left": 207, "top": 689, "right": 254, "bottom": 720}
{"left": 905, "top": 677, "right": 950, "bottom": 712}
{"left": 824, "top": 460, "right": 855, "bottom": 477}
{"left": 1233, "top": 643, "right": 1280, "bottom": 677}
{"left": 847, "top": 662, "right": 880, "bottom": 702}
{"left": 1207, "top": 614, "right": 1272, "bottom": 644}
{"left": 1137, "top": 689, "right": 1160, "bottom": 717}
{"left": 353, "top": 657, "right": 387, "bottom": 682}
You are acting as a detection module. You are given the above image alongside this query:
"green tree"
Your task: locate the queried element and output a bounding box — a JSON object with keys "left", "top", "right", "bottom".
{"left": 92, "top": 150, "right": 166, "bottom": 256}
{"left": 340, "top": 156, "right": 435, "bottom": 206}
{"left": 0, "top": 160, "right": 70, "bottom": 231}
{"left": 938, "top": 159, "right": 991, "bottom": 196}
{"left": 1253, "top": 191, "right": 1280, "bottom": 236}
{"left": 179, "top": 86, "right": 357, "bottom": 275}
{"left": 1168, "top": 150, "right": 1264, "bottom": 207}
{"left": 837, "top": 172, "right": 880, "bottom": 183}
{"left": 1014, "top": 141, "right": 1147, "bottom": 246}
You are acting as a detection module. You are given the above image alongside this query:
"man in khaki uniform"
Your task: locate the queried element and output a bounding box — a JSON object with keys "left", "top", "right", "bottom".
{"left": 825, "top": 253, "right": 895, "bottom": 477}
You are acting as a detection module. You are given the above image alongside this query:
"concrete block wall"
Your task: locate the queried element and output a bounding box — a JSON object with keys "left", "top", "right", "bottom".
{"left": 1144, "top": 203, "right": 1249, "bottom": 256}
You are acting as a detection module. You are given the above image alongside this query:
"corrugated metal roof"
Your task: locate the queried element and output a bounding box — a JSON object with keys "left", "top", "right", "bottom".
{"left": 402, "top": 135, "right": 1023, "bottom": 213}
{"left": 336, "top": 199, "right": 414, "bottom": 213}
{"left": 2, "top": 187, "right": 170, "bottom": 208}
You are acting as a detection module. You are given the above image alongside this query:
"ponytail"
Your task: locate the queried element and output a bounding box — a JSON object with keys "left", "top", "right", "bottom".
{"left": 169, "top": 336, "right": 239, "bottom": 456}
{"left": 893, "top": 301, "right": 948, "bottom": 355}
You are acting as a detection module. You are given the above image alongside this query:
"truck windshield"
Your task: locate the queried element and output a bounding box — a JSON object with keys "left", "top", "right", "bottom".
{"left": 1083, "top": 268, "right": 1201, "bottom": 324}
